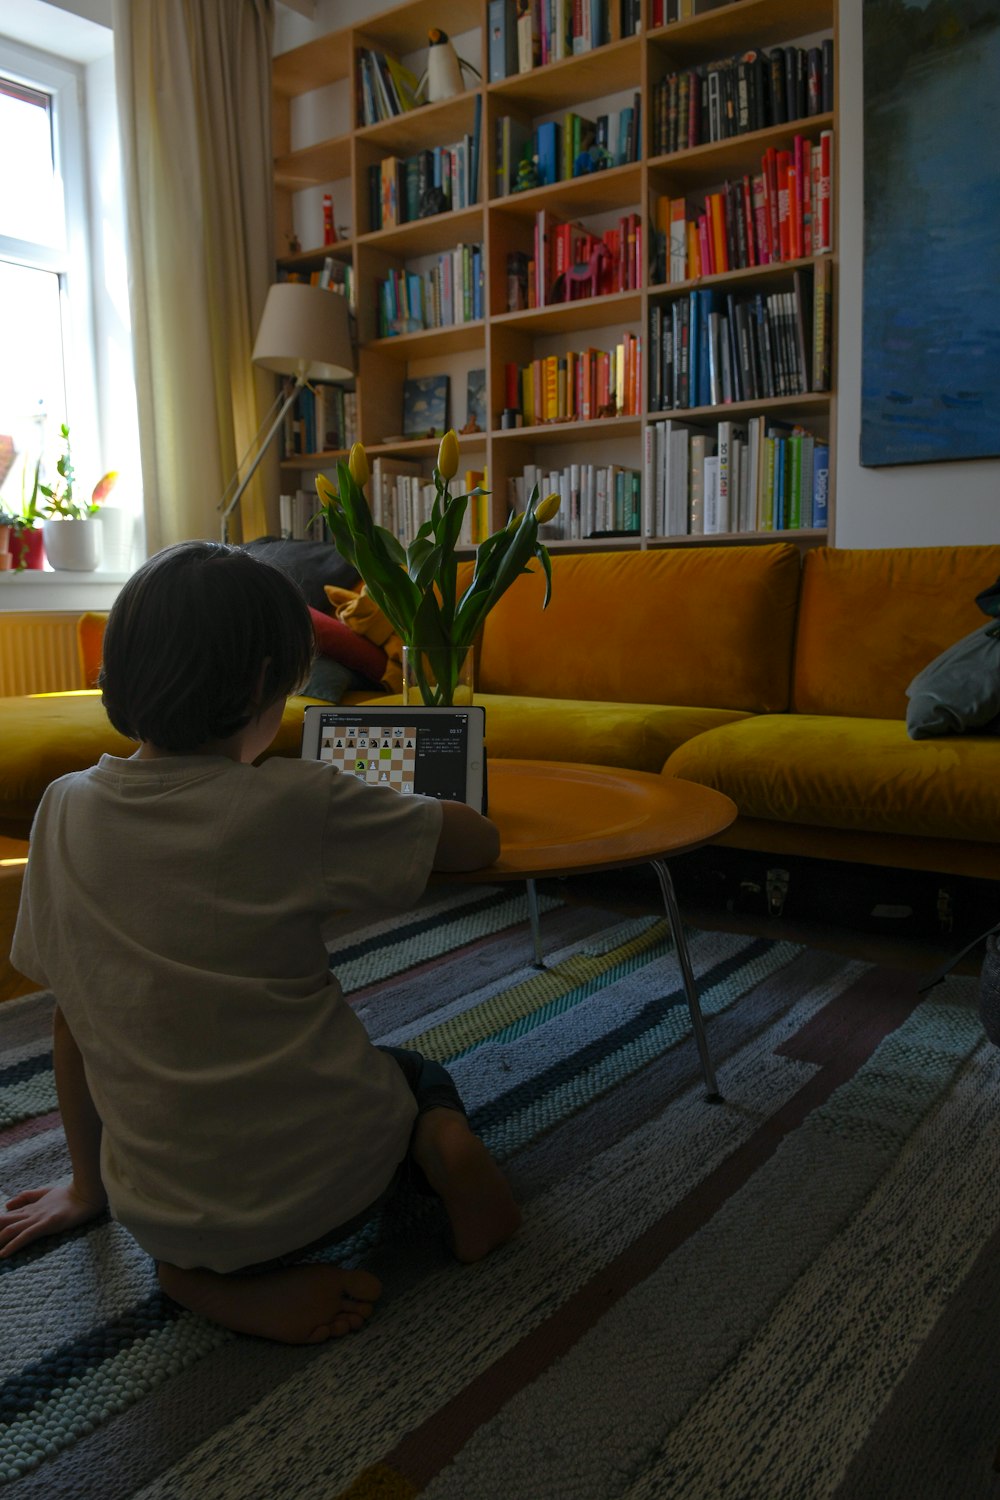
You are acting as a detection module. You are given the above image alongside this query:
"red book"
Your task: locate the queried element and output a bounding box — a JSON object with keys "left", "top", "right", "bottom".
{"left": 776, "top": 149, "right": 792, "bottom": 261}
{"left": 787, "top": 158, "right": 800, "bottom": 260}
{"left": 697, "top": 212, "right": 712, "bottom": 275}
{"left": 763, "top": 148, "right": 781, "bottom": 262}
{"left": 752, "top": 173, "right": 770, "bottom": 263}
{"left": 741, "top": 175, "right": 756, "bottom": 268}
{"left": 505, "top": 361, "right": 520, "bottom": 410}
{"left": 818, "top": 128, "right": 833, "bottom": 252}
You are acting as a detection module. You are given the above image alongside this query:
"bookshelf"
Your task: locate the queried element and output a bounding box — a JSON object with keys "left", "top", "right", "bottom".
{"left": 271, "top": 0, "right": 837, "bottom": 550}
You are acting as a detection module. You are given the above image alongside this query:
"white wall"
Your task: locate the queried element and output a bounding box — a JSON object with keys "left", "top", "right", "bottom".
{"left": 835, "top": 1, "right": 998, "bottom": 547}
{"left": 276, "top": 0, "right": 1000, "bottom": 551}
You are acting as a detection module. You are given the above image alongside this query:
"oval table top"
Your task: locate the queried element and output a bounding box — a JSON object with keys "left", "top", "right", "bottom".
{"left": 460, "top": 759, "right": 738, "bottom": 882}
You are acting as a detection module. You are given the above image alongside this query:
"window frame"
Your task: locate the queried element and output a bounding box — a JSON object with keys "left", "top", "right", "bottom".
{"left": 0, "top": 35, "right": 100, "bottom": 501}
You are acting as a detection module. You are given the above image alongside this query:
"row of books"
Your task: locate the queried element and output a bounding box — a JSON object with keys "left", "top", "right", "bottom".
{"left": 377, "top": 245, "right": 484, "bottom": 338}
{"left": 356, "top": 47, "right": 419, "bottom": 126}
{"left": 367, "top": 130, "right": 482, "bottom": 233}
{"left": 279, "top": 490, "right": 325, "bottom": 543}
{"left": 281, "top": 384, "right": 357, "bottom": 459}
{"left": 651, "top": 42, "right": 834, "bottom": 157}
{"left": 507, "top": 460, "right": 643, "bottom": 538}
{"left": 650, "top": 265, "right": 830, "bottom": 413}
{"left": 530, "top": 210, "right": 643, "bottom": 309}
{"left": 652, "top": 134, "right": 833, "bottom": 287}
{"left": 361, "top": 456, "right": 487, "bottom": 548}
{"left": 504, "top": 333, "right": 642, "bottom": 425}
{"left": 489, "top": 0, "right": 642, "bottom": 80}
{"left": 643, "top": 417, "right": 829, "bottom": 537}
{"left": 280, "top": 264, "right": 356, "bottom": 310}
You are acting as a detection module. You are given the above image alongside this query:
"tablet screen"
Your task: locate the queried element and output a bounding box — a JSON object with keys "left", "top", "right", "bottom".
{"left": 303, "top": 706, "right": 485, "bottom": 809}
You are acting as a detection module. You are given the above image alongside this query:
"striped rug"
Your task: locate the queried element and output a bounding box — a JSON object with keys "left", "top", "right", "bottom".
{"left": 2, "top": 883, "right": 998, "bottom": 1499}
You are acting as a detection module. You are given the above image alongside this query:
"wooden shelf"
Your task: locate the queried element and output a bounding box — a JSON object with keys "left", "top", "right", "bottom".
{"left": 271, "top": 0, "right": 838, "bottom": 548}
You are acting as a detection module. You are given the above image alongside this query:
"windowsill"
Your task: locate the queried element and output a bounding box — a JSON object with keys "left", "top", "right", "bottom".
{"left": 0, "top": 571, "right": 130, "bottom": 612}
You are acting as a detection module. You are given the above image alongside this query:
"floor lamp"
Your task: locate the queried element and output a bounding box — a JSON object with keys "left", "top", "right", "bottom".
{"left": 219, "top": 282, "right": 354, "bottom": 543}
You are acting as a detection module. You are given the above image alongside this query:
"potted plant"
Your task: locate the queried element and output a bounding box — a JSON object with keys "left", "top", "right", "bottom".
{"left": 1, "top": 458, "right": 46, "bottom": 570}
{"left": 37, "top": 425, "right": 117, "bottom": 572}
{"left": 316, "top": 430, "right": 559, "bottom": 706}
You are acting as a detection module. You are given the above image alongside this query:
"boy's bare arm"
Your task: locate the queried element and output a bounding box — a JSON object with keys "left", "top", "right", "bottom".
{"left": 0, "top": 1005, "right": 107, "bottom": 1258}
{"left": 433, "top": 802, "right": 501, "bottom": 872}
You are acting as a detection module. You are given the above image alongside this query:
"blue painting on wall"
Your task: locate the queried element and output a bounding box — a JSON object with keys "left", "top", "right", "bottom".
{"left": 861, "top": 0, "right": 1000, "bottom": 466}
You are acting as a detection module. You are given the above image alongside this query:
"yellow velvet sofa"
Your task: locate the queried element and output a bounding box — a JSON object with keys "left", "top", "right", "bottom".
{"left": 0, "top": 542, "right": 997, "bottom": 890}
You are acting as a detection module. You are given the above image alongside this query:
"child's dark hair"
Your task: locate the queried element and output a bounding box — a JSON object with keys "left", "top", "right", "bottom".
{"left": 100, "top": 542, "right": 314, "bottom": 751}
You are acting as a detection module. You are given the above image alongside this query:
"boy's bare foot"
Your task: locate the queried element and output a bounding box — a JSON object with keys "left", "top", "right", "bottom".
{"left": 412, "top": 1108, "right": 521, "bottom": 1263}
{"left": 157, "top": 1261, "right": 382, "bottom": 1344}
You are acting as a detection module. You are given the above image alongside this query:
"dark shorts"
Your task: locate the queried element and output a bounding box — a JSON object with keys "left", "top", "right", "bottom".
{"left": 230, "top": 1046, "right": 467, "bottom": 1274}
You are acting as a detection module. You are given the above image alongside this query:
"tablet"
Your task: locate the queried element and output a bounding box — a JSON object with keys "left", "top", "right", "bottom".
{"left": 301, "top": 704, "right": 487, "bottom": 813}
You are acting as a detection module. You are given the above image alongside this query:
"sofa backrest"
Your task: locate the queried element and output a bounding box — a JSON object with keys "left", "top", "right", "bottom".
{"left": 475, "top": 542, "right": 802, "bottom": 712}
{"left": 792, "top": 545, "right": 1000, "bottom": 719}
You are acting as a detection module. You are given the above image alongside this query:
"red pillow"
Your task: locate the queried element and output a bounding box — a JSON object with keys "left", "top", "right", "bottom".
{"left": 308, "top": 606, "right": 387, "bottom": 683}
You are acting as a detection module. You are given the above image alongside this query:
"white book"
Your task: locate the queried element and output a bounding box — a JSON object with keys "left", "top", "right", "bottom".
{"left": 642, "top": 423, "right": 656, "bottom": 537}
{"left": 688, "top": 435, "right": 707, "bottom": 535}
{"left": 667, "top": 424, "right": 692, "bottom": 536}
{"left": 703, "top": 455, "right": 721, "bottom": 534}
{"left": 582, "top": 465, "right": 596, "bottom": 538}
{"left": 279, "top": 493, "right": 294, "bottom": 540}
{"left": 654, "top": 422, "right": 666, "bottom": 535}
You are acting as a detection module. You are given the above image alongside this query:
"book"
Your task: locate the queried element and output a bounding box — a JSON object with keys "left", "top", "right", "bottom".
{"left": 371, "top": 456, "right": 422, "bottom": 537}
{"left": 402, "top": 373, "right": 449, "bottom": 439}
{"left": 466, "top": 368, "right": 487, "bottom": 430}
{"left": 488, "top": 0, "right": 517, "bottom": 81}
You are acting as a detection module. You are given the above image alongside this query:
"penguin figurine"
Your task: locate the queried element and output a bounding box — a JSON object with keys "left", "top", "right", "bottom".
{"left": 418, "top": 28, "right": 481, "bottom": 103}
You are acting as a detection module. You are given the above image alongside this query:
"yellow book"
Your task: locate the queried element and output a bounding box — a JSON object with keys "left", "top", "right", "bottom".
{"left": 544, "top": 355, "right": 559, "bottom": 421}
{"left": 615, "top": 343, "right": 625, "bottom": 415}
{"left": 523, "top": 364, "right": 535, "bottom": 426}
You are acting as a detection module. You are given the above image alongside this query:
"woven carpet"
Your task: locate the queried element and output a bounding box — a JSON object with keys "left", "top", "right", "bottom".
{"left": 2, "top": 882, "right": 999, "bottom": 1499}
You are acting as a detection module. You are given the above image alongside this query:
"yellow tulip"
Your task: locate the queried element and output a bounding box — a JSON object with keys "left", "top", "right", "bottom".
{"left": 348, "top": 442, "right": 370, "bottom": 489}
{"left": 315, "top": 472, "right": 340, "bottom": 507}
{"left": 437, "top": 429, "right": 459, "bottom": 481}
{"left": 507, "top": 511, "right": 524, "bottom": 532}
{"left": 534, "top": 492, "right": 561, "bottom": 524}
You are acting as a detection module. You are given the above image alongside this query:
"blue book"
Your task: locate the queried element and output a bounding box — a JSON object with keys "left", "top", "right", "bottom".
{"left": 687, "top": 292, "right": 699, "bottom": 412}
{"left": 535, "top": 120, "right": 561, "bottom": 186}
{"left": 811, "top": 443, "right": 830, "bottom": 528}
{"left": 488, "top": 0, "right": 517, "bottom": 82}
{"left": 617, "top": 107, "right": 634, "bottom": 165}
{"left": 774, "top": 437, "right": 787, "bottom": 528}
{"left": 696, "top": 290, "right": 715, "bottom": 408}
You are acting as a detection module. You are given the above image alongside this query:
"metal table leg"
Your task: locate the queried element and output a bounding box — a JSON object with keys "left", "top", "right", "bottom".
{"left": 651, "top": 858, "right": 723, "bottom": 1103}
{"left": 525, "top": 878, "right": 546, "bottom": 968}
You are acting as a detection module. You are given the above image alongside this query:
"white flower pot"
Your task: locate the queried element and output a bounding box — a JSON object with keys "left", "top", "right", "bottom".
{"left": 42, "top": 517, "right": 103, "bottom": 572}
{"left": 97, "top": 507, "right": 135, "bottom": 571}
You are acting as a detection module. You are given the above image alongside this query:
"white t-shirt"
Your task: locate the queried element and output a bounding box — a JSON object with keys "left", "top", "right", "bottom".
{"left": 12, "top": 753, "right": 443, "bottom": 1272}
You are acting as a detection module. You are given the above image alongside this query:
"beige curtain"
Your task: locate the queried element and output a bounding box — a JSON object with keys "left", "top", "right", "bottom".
{"left": 114, "top": 0, "right": 276, "bottom": 550}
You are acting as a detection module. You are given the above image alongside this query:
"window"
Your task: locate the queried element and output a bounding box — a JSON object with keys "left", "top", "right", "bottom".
{"left": 0, "top": 24, "right": 137, "bottom": 559}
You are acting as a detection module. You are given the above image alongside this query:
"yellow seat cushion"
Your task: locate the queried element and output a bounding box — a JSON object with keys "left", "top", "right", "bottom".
{"left": 665, "top": 713, "right": 1000, "bottom": 844}
{"left": 0, "top": 691, "right": 322, "bottom": 840}
{"left": 362, "top": 692, "right": 753, "bottom": 774}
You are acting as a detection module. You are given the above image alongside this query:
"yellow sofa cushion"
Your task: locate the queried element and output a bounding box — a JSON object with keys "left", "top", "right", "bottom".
{"left": 361, "top": 692, "right": 754, "bottom": 774}
{"left": 0, "top": 691, "right": 323, "bottom": 840}
{"left": 793, "top": 544, "right": 1000, "bottom": 719}
{"left": 476, "top": 542, "right": 801, "bottom": 712}
{"left": 665, "top": 713, "right": 1000, "bottom": 844}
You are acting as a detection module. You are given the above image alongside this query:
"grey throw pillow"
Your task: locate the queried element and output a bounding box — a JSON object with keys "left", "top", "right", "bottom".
{"left": 905, "top": 622, "right": 1000, "bottom": 739}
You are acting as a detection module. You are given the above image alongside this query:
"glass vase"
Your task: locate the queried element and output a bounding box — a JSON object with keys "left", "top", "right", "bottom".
{"left": 402, "top": 643, "right": 474, "bottom": 708}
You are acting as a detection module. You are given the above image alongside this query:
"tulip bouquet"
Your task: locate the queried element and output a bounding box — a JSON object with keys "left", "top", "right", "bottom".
{"left": 316, "top": 430, "right": 559, "bottom": 706}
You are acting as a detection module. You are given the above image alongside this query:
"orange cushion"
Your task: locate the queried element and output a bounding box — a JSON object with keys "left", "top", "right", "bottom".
{"left": 793, "top": 545, "right": 1000, "bottom": 719}
{"left": 76, "top": 612, "right": 109, "bottom": 689}
{"left": 476, "top": 543, "right": 802, "bottom": 712}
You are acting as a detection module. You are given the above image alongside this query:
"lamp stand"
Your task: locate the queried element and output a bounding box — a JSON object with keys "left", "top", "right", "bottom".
{"left": 219, "top": 373, "right": 306, "bottom": 543}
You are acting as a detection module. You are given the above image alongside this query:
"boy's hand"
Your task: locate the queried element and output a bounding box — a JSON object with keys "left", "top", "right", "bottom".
{"left": 0, "top": 1182, "right": 107, "bottom": 1258}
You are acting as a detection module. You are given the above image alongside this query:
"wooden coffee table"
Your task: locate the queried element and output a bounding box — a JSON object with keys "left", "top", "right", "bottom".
{"left": 457, "top": 760, "right": 738, "bottom": 1101}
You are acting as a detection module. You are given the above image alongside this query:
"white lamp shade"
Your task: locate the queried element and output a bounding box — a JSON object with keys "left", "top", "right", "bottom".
{"left": 251, "top": 281, "right": 354, "bottom": 383}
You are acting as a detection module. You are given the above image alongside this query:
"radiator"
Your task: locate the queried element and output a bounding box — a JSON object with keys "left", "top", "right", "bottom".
{"left": 0, "top": 613, "right": 82, "bottom": 696}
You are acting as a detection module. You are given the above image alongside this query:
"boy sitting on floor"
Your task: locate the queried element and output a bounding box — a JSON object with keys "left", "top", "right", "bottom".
{"left": 0, "top": 541, "right": 519, "bottom": 1343}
